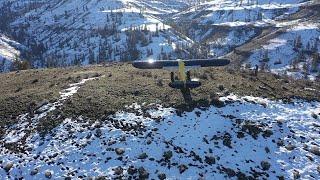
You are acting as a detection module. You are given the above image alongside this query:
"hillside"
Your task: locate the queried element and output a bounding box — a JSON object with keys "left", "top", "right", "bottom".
{"left": 0, "top": 0, "right": 319, "bottom": 78}
{"left": 172, "top": 0, "right": 320, "bottom": 78}
{"left": 0, "top": 64, "right": 320, "bottom": 179}
{"left": 0, "top": 1, "right": 320, "bottom": 179}
{"left": 0, "top": 0, "right": 193, "bottom": 72}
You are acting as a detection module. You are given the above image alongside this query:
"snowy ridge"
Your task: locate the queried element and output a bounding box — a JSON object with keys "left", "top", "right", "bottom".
{"left": 1, "top": 94, "right": 319, "bottom": 179}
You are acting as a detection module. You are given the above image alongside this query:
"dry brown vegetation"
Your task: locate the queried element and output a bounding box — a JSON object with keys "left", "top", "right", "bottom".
{"left": 0, "top": 67, "right": 103, "bottom": 128}
{"left": 0, "top": 63, "right": 319, "bottom": 133}
{"left": 62, "top": 63, "right": 320, "bottom": 120}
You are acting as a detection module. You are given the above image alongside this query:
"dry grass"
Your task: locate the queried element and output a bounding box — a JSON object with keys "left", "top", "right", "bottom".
{"left": 62, "top": 63, "right": 320, "bottom": 120}
{"left": 0, "top": 63, "right": 319, "bottom": 133}
{"left": 0, "top": 67, "right": 104, "bottom": 128}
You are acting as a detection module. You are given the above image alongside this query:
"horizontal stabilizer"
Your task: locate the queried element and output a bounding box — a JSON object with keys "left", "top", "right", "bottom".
{"left": 132, "top": 59, "right": 230, "bottom": 69}
{"left": 169, "top": 80, "right": 202, "bottom": 89}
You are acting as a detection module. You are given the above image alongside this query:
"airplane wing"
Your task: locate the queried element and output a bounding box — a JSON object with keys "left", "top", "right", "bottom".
{"left": 132, "top": 59, "right": 230, "bottom": 69}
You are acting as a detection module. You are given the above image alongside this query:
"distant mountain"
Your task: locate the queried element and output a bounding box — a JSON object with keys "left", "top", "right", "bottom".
{"left": 0, "top": 0, "right": 194, "bottom": 72}
{"left": 172, "top": 0, "right": 320, "bottom": 79}
{"left": 0, "top": 0, "right": 319, "bottom": 79}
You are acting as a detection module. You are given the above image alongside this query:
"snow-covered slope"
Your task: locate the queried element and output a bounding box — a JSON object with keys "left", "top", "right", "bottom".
{"left": 2, "top": 0, "right": 193, "bottom": 69}
{"left": 171, "top": 0, "right": 320, "bottom": 79}
{"left": 0, "top": 0, "right": 319, "bottom": 77}
{"left": 1, "top": 88, "right": 320, "bottom": 178}
{"left": 248, "top": 22, "right": 320, "bottom": 80}
{"left": 0, "top": 34, "right": 26, "bottom": 72}
{"left": 172, "top": 0, "right": 316, "bottom": 56}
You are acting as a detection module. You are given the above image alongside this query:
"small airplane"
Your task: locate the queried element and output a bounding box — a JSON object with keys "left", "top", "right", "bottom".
{"left": 132, "top": 58, "right": 230, "bottom": 90}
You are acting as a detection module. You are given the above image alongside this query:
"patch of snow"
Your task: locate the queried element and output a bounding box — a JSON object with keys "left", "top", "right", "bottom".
{"left": 263, "top": 38, "right": 287, "bottom": 50}
{"left": 2, "top": 77, "right": 99, "bottom": 144}
{"left": 1, "top": 95, "right": 320, "bottom": 179}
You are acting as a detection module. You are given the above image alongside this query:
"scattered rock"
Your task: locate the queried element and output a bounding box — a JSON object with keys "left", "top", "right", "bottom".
{"left": 127, "top": 166, "right": 137, "bottom": 175}
{"left": 138, "top": 167, "right": 149, "bottom": 179}
{"left": 138, "top": 153, "right": 148, "bottom": 159}
{"left": 115, "top": 148, "right": 125, "bottom": 155}
{"left": 163, "top": 151, "right": 173, "bottom": 160}
{"left": 113, "top": 166, "right": 123, "bottom": 175}
{"left": 265, "top": 147, "right": 270, "bottom": 153}
{"left": 218, "top": 85, "right": 225, "bottom": 91}
{"left": 45, "top": 170, "right": 52, "bottom": 179}
{"left": 34, "top": 100, "right": 50, "bottom": 114}
{"left": 262, "top": 129, "right": 273, "bottom": 138}
{"left": 242, "top": 122, "right": 262, "bottom": 139}
{"left": 306, "top": 155, "right": 314, "bottom": 161}
{"left": 95, "top": 128, "right": 102, "bottom": 137}
{"left": 31, "top": 79, "right": 39, "bottom": 84}
{"left": 277, "top": 140, "right": 284, "bottom": 147}
{"left": 211, "top": 97, "right": 225, "bottom": 108}
{"left": 310, "top": 146, "right": 320, "bottom": 156}
{"left": 30, "top": 168, "right": 39, "bottom": 176}
{"left": 312, "top": 113, "right": 318, "bottom": 119}
{"left": 237, "top": 172, "right": 248, "bottom": 179}
{"left": 261, "top": 161, "right": 271, "bottom": 171}
{"left": 223, "top": 133, "right": 232, "bottom": 148}
{"left": 237, "top": 132, "right": 245, "bottom": 138}
{"left": 204, "top": 156, "right": 216, "bottom": 165}
{"left": 86, "top": 132, "right": 92, "bottom": 139}
{"left": 108, "top": 140, "right": 116, "bottom": 146}
{"left": 133, "top": 90, "right": 140, "bottom": 96}
{"left": 313, "top": 123, "right": 320, "bottom": 128}
{"left": 178, "top": 164, "right": 188, "bottom": 174}
{"left": 3, "top": 162, "right": 13, "bottom": 172}
{"left": 190, "top": 151, "right": 202, "bottom": 163}
{"left": 15, "top": 87, "right": 23, "bottom": 93}
{"left": 317, "top": 166, "right": 320, "bottom": 173}
{"left": 92, "top": 73, "right": 101, "bottom": 78}
{"left": 276, "top": 119, "right": 284, "bottom": 125}
{"left": 195, "top": 111, "right": 201, "bottom": 117}
{"left": 285, "top": 143, "right": 296, "bottom": 151}
{"left": 156, "top": 79, "right": 164, "bottom": 87}
{"left": 222, "top": 167, "right": 236, "bottom": 177}
{"left": 158, "top": 173, "right": 166, "bottom": 180}
{"left": 293, "top": 170, "right": 300, "bottom": 179}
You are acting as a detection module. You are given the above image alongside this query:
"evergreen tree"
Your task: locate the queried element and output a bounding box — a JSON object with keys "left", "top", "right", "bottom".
{"left": 88, "top": 49, "right": 95, "bottom": 64}
{"left": 311, "top": 53, "right": 319, "bottom": 73}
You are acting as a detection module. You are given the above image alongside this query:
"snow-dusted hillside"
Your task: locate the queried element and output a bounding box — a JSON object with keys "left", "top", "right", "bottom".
{"left": 0, "top": 0, "right": 194, "bottom": 70}
{"left": 1, "top": 80, "right": 320, "bottom": 178}
{"left": 248, "top": 22, "right": 320, "bottom": 80}
{"left": 173, "top": 0, "right": 315, "bottom": 56}
{"left": 0, "top": 0, "right": 319, "bottom": 78}
{"left": 170, "top": 0, "right": 320, "bottom": 78}
{"left": 0, "top": 34, "right": 27, "bottom": 72}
